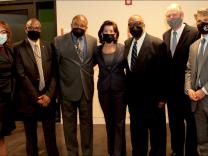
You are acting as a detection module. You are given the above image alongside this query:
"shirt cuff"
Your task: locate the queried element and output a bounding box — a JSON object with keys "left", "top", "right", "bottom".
{"left": 202, "top": 87, "right": 208, "bottom": 95}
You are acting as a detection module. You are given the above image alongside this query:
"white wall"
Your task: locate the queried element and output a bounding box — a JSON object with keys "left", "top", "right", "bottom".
{"left": 56, "top": 0, "right": 208, "bottom": 124}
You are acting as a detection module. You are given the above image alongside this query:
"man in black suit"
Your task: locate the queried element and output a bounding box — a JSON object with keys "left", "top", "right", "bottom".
{"left": 124, "top": 15, "right": 169, "bottom": 156}
{"left": 53, "top": 15, "right": 97, "bottom": 156}
{"left": 163, "top": 3, "right": 199, "bottom": 156}
{"left": 14, "top": 18, "right": 59, "bottom": 156}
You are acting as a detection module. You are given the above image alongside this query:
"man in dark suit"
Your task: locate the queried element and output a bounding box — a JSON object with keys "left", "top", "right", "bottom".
{"left": 124, "top": 15, "right": 169, "bottom": 156}
{"left": 163, "top": 3, "right": 199, "bottom": 156}
{"left": 53, "top": 15, "right": 97, "bottom": 156}
{"left": 14, "top": 18, "right": 59, "bottom": 156}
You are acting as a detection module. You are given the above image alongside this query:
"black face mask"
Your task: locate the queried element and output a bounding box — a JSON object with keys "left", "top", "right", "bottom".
{"left": 72, "top": 28, "right": 85, "bottom": 38}
{"left": 129, "top": 25, "right": 143, "bottom": 38}
{"left": 103, "top": 34, "right": 115, "bottom": 43}
{"left": 197, "top": 21, "right": 208, "bottom": 35}
{"left": 27, "top": 30, "right": 40, "bottom": 41}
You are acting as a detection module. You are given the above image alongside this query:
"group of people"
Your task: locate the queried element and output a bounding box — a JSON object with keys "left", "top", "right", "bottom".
{"left": 0, "top": 2, "right": 208, "bottom": 156}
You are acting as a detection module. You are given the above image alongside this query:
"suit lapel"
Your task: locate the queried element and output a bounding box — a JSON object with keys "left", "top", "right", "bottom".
{"left": 194, "top": 40, "right": 201, "bottom": 82}
{"left": 85, "top": 35, "right": 93, "bottom": 62}
{"left": 175, "top": 25, "right": 190, "bottom": 53}
{"left": 0, "top": 46, "right": 12, "bottom": 63}
{"left": 198, "top": 42, "right": 208, "bottom": 78}
{"left": 24, "top": 39, "right": 37, "bottom": 64}
{"left": 136, "top": 34, "right": 149, "bottom": 64}
{"left": 40, "top": 41, "right": 47, "bottom": 75}
{"left": 165, "top": 30, "right": 171, "bottom": 50}
{"left": 124, "top": 38, "right": 133, "bottom": 59}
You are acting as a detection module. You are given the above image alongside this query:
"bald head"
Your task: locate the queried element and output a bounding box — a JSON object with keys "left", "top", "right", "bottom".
{"left": 25, "top": 18, "right": 41, "bottom": 41}
{"left": 71, "top": 15, "right": 88, "bottom": 30}
{"left": 25, "top": 18, "right": 41, "bottom": 32}
{"left": 128, "top": 15, "right": 145, "bottom": 39}
{"left": 128, "top": 15, "right": 145, "bottom": 27}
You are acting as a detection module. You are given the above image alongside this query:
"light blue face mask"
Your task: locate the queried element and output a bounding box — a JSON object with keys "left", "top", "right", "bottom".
{"left": 167, "top": 18, "right": 182, "bottom": 29}
{"left": 0, "top": 34, "right": 7, "bottom": 45}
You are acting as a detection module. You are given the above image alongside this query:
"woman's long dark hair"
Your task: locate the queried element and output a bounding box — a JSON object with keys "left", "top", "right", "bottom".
{"left": 98, "top": 20, "right": 119, "bottom": 44}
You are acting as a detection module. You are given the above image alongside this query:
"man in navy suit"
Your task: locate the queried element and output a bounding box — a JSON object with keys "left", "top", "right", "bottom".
{"left": 163, "top": 3, "right": 199, "bottom": 156}
{"left": 124, "top": 15, "right": 169, "bottom": 156}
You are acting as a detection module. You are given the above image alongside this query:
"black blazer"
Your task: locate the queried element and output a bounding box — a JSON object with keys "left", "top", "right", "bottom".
{"left": 94, "top": 43, "right": 126, "bottom": 92}
{"left": 124, "top": 33, "right": 169, "bottom": 104}
{"left": 163, "top": 24, "right": 199, "bottom": 96}
{"left": 0, "top": 45, "right": 14, "bottom": 94}
{"left": 14, "top": 39, "right": 56, "bottom": 114}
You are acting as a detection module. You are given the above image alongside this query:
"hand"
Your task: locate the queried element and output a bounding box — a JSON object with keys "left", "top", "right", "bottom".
{"left": 195, "top": 89, "right": 205, "bottom": 101}
{"left": 37, "top": 95, "right": 51, "bottom": 107}
{"left": 158, "top": 101, "right": 166, "bottom": 108}
{"left": 187, "top": 89, "right": 198, "bottom": 101}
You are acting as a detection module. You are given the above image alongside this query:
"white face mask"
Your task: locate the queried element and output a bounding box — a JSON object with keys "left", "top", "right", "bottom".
{"left": 0, "top": 34, "right": 7, "bottom": 45}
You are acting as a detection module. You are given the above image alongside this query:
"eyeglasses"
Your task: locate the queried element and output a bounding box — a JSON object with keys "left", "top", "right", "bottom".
{"left": 26, "top": 26, "right": 41, "bottom": 32}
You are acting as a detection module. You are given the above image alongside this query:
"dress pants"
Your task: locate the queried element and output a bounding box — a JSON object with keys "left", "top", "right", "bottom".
{"left": 61, "top": 93, "right": 93, "bottom": 156}
{"left": 168, "top": 95, "right": 198, "bottom": 156}
{"left": 128, "top": 100, "right": 166, "bottom": 156}
{"left": 23, "top": 104, "right": 59, "bottom": 156}
{"left": 98, "top": 90, "right": 126, "bottom": 156}
{"left": 194, "top": 101, "right": 208, "bottom": 156}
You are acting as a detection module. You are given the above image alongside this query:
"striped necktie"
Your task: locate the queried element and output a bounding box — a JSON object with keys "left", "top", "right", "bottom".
{"left": 131, "top": 41, "right": 137, "bottom": 70}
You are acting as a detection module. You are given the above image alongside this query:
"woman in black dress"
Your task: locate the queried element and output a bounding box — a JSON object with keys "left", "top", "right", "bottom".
{"left": 94, "top": 20, "right": 127, "bottom": 156}
{"left": 0, "top": 21, "right": 15, "bottom": 156}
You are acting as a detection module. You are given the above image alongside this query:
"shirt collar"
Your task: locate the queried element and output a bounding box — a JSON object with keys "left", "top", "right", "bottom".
{"left": 201, "top": 34, "right": 208, "bottom": 42}
{"left": 133, "top": 32, "right": 146, "bottom": 43}
{"left": 71, "top": 32, "right": 84, "bottom": 41}
{"left": 171, "top": 23, "right": 185, "bottom": 34}
{"left": 28, "top": 38, "right": 40, "bottom": 46}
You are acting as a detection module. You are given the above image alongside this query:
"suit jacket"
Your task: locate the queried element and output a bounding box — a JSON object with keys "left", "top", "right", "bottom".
{"left": 14, "top": 39, "right": 56, "bottom": 114}
{"left": 185, "top": 38, "right": 208, "bottom": 111}
{"left": 54, "top": 32, "right": 97, "bottom": 102}
{"left": 163, "top": 24, "right": 199, "bottom": 97}
{"left": 94, "top": 43, "right": 126, "bottom": 92}
{"left": 0, "top": 45, "right": 14, "bottom": 94}
{"left": 124, "top": 33, "right": 169, "bottom": 105}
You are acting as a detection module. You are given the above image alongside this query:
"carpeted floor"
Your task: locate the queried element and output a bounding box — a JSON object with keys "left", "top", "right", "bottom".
{"left": 5, "top": 122, "right": 171, "bottom": 156}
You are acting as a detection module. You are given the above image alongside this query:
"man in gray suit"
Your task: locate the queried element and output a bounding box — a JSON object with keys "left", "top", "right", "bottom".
{"left": 53, "top": 15, "right": 97, "bottom": 156}
{"left": 185, "top": 8, "right": 208, "bottom": 156}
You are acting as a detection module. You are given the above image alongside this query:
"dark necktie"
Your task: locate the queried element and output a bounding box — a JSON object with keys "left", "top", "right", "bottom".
{"left": 171, "top": 31, "right": 177, "bottom": 56}
{"left": 75, "top": 39, "right": 83, "bottom": 62}
{"left": 131, "top": 41, "right": 137, "bottom": 70}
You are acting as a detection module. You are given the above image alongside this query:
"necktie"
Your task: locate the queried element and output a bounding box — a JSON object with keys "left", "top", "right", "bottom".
{"left": 131, "top": 41, "right": 137, "bottom": 70}
{"left": 196, "top": 38, "right": 206, "bottom": 88}
{"left": 171, "top": 31, "right": 177, "bottom": 56}
{"left": 34, "top": 44, "right": 45, "bottom": 91}
{"left": 75, "top": 39, "right": 83, "bottom": 62}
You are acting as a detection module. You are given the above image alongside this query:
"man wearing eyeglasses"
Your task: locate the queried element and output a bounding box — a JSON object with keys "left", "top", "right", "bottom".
{"left": 53, "top": 15, "right": 97, "bottom": 156}
{"left": 14, "top": 18, "right": 59, "bottom": 156}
